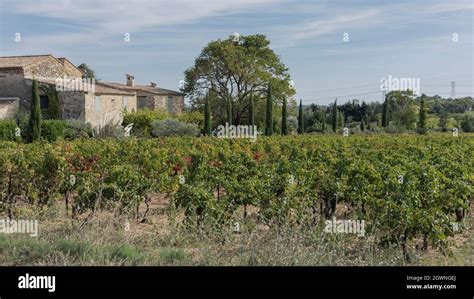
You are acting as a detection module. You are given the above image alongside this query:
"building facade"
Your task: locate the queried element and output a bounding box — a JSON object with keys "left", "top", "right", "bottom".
{"left": 100, "top": 74, "right": 185, "bottom": 115}
{"left": 0, "top": 55, "right": 184, "bottom": 127}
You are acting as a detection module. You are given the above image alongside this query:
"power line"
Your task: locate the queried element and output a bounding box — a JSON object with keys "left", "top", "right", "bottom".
{"left": 423, "top": 91, "right": 473, "bottom": 95}
{"left": 301, "top": 91, "right": 382, "bottom": 102}
{"left": 299, "top": 91, "right": 473, "bottom": 104}
{"left": 297, "top": 83, "right": 378, "bottom": 95}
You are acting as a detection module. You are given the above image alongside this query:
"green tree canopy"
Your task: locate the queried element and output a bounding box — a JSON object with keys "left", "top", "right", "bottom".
{"left": 183, "top": 34, "right": 295, "bottom": 125}
{"left": 387, "top": 90, "right": 417, "bottom": 129}
{"left": 78, "top": 63, "right": 97, "bottom": 79}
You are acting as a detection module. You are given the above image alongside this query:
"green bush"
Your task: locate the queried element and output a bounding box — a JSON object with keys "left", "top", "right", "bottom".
{"left": 64, "top": 120, "right": 92, "bottom": 140}
{"left": 38, "top": 120, "right": 92, "bottom": 142}
{"left": 460, "top": 114, "right": 474, "bottom": 132}
{"left": 0, "top": 120, "right": 19, "bottom": 141}
{"left": 15, "top": 112, "right": 30, "bottom": 141}
{"left": 41, "top": 120, "right": 67, "bottom": 142}
{"left": 177, "top": 111, "right": 204, "bottom": 127}
{"left": 151, "top": 119, "right": 199, "bottom": 137}
{"left": 385, "top": 124, "right": 405, "bottom": 134}
{"left": 122, "top": 109, "right": 171, "bottom": 137}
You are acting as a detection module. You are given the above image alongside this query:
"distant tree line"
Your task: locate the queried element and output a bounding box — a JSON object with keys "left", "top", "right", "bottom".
{"left": 301, "top": 93, "right": 474, "bottom": 133}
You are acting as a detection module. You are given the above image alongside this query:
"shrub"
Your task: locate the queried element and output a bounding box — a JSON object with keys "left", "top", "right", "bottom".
{"left": 92, "top": 123, "right": 126, "bottom": 139}
{"left": 15, "top": 112, "right": 30, "bottom": 141}
{"left": 0, "top": 120, "right": 19, "bottom": 141}
{"left": 41, "top": 120, "right": 67, "bottom": 142}
{"left": 460, "top": 114, "right": 474, "bottom": 132}
{"left": 177, "top": 111, "right": 204, "bottom": 127}
{"left": 385, "top": 124, "right": 405, "bottom": 134}
{"left": 416, "top": 127, "right": 429, "bottom": 135}
{"left": 64, "top": 120, "right": 92, "bottom": 140}
{"left": 151, "top": 119, "right": 199, "bottom": 137}
{"left": 122, "top": 109, "right": 171, "bottom": 137}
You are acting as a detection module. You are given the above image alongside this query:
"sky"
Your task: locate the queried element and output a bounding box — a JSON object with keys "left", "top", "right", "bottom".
{"left": 0, "top": 0, "right": 473, "bottom": 105}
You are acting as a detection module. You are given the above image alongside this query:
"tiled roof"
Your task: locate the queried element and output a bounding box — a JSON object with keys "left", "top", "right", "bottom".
{"left": 0, "top": 55, "right": 53, "bottom": 68}
{"left": 0, "top": 55, "right": 184, "bottom": 96}
{"left": 101, "top": 82, "right": 185, "bottom": 96}
{"left": 94, "top": 83, "right": 135, "bottom": 96}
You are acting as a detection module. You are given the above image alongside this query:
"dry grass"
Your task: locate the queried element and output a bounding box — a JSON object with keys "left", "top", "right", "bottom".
{"left": 0, "top": 196, "right": 472, "bottom": 266}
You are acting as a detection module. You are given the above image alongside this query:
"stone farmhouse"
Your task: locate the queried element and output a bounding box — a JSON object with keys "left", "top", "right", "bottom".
{"left": 0, "top": 55, "right": 185, "bottom": 127}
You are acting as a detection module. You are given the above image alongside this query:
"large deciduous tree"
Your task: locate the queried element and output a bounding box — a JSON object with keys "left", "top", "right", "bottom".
{"left": 78, "top": 63, "right": 97, "bottom": 79}
{"left": 183, "top": 34, "right": 295, "bottom": 126}
{"left": 249, "top": 95, "right": 255, "bottom": 127}
{"left": 387, "top": 90, "right": 417, "bottom": 129}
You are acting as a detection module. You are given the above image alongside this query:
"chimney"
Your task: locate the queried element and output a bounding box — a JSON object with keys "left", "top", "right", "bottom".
{"left": 150, "top": 82, "right": 157, "bottom": 88}
{"left": 126, "top": 74, "right": 134, "bottom": 86}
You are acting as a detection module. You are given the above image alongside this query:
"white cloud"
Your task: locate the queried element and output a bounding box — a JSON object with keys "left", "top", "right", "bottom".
{"left": 424, "top": 1, "right": 474, "bottom": 14}
{"left": 4, "top": 0, "right": 279, "bottom": 33}
{"left": 290, "top": 9, "right": 382, "bottom": 41}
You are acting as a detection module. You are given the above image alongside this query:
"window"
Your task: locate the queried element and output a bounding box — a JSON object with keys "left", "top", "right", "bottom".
{"left": 122, "top": 96, "right": 129, "bottom": 111}
{"left": 138, "top": 96, "right": 147, "bottom": 109}
{"left": 95, "top": 96, "right": 101, "bottom": 112}
{"left": 40, "top": 95, "right": 49, "bottom": 110}
{"left": 167, "top": 96, "right": 174, "bottom": 113}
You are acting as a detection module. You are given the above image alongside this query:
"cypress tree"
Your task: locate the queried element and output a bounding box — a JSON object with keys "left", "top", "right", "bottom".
{"left": 321, "top": 109, "right": 326, "bottom": 133}
{"left": 281, "top": 97, "right": 288, "bottom": 135}
{"left": 337, "top": 110, "right": 344, "bottom": 128}
{"left": 226, "top": 95, "right": 233, "bottom": 125}
{"left": 249, "top": 95, "right": 255, "bottom": 127}
{"left": 366, "top": 114, "right": 371, "bottom": 130}
{"left": 48, "top": 87, "right": 61, "bottom": 119}
{"left": 382, "top": 97, "right": 388, "bottom": 127}
{"left": 265, "top": 82, "right": 273, "bottom": 136}
{"left": 332, "top": 99, "right": 337, "bottom": 132}
{"left": 28, "top": 80, "right": 42, "bottom": 142}
{"left": 203, "top": 92, "right": 212, "bottom": 136}
{"left": 360, "top": 120, "right": 365, "bottom": 131}
{"left": 418, "top": 95, "right": 427, "bottom": 131}
{"left": 297, "top": 99, "right": 304, "bottom": 134}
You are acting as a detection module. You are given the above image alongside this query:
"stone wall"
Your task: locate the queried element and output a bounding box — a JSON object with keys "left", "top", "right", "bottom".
{"left": 137, "top": 94, "right": 156, "bottom": 110}
{"left": 134, "top": 90, "right": 184, "bottom": 114}
{"left": 172, "top": 95, "right": 185, "bottom": 115}
{"left": 58, "top": 91, "right": 86, "bottom": 122}
{"left": 24, "top": 56, "right": 82, "bottom": 79}
{"left": 57, "top": 59, "right": 84, "bottom": 78}
{"left": 154, "top": 95, "right": 167, "bottom": 111}
{"left": 0, "top": 69, "right": 31, "bottom": 110}
{"left": 0, "top": 98, "right": 19, "bottom": 119}
{"left": 84, "top": 93, "right": 137, "bottom": 127}
{"left": 155, "top": 95, "right": 184, "bottom": 115}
